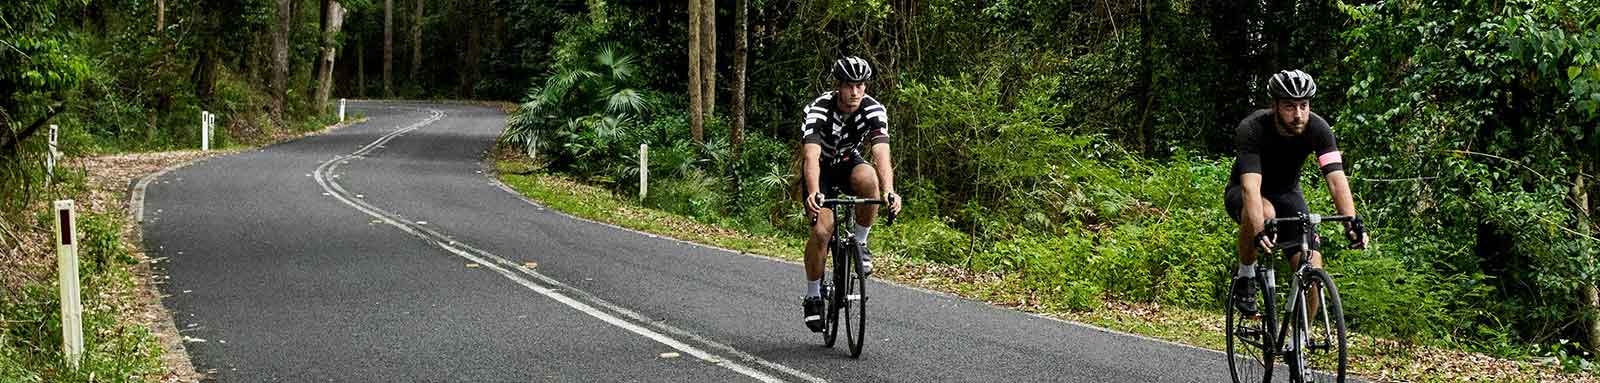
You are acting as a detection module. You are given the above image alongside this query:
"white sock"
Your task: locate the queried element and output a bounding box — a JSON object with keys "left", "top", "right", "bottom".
{"left": 807, "top": 279, "right": 821, "bottom": 298}
{"left": 1237, "top": 263, "right": 1257, "bottom": 279}
{"left": 854, "top": 223, "right": 872, "bottom": 245}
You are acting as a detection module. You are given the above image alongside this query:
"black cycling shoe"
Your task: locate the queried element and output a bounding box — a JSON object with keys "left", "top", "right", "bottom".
{"left": 803, "top": 296, "right": 825, "bottom": 332}
{"left": 1232, "top": 276, "right": 1259, "bottom": 316}
{"left": 856, "top": 242, "right": 874, "bottom": 276}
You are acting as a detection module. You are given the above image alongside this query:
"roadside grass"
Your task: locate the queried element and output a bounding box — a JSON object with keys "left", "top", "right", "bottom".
{"left": 1, "top": 113, "right": 368, "bottom": 382}
{"left": 493, "top": 153, "right": 1590, "bottom": 383}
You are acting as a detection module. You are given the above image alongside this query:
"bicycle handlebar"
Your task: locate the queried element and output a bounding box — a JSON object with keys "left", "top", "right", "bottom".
{"left": 819, "top": 197, "right": 898, "bottom": 225}
{"left": 1263, "top": 214, "right": 1354, "bottom": 229}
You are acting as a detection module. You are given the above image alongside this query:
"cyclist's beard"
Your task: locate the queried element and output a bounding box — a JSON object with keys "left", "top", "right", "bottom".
{"left": 1276, "top": 115, "right": 1307, "bottom": 136}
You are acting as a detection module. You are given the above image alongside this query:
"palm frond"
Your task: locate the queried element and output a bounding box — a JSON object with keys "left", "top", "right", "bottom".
{"left": 606, "top": 88, "right": 650, "bottom": 116}
{"left": 595, "top": 45, "right": 637, "bottom": 83}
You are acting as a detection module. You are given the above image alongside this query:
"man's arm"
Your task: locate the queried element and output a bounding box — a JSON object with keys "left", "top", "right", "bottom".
{"left": 1326, "top": 171, "right": 1357, "bottom": 217}
{"left": 870, "top": 143, "right": 900, "bottom": 214}
{"left": 1241, "top": 173, "right": 1268, "bottom": 238}
{"left": 802, "top": 143, "right": 822, "bottom": 216}
{"left": 1326, "top": 170, "right": 1369, "bottom": 247}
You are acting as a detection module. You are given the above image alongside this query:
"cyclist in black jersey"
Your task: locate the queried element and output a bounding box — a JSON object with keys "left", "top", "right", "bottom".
{"left": 799, "top": 56, "right": 903, "bottom": 333}
{"left": 1226, "top": 70, "right": 1370, "bottom": 315}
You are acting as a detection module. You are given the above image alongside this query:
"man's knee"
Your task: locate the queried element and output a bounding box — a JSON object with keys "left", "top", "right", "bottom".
{"left": 1260, "top": 200, "right": 1277, "bottom": 221}
{"left": 851, "top": 166, "right": 879, "bottom": 197}
{"left": 811, "top": 224, "right": 833, "bottom": 241}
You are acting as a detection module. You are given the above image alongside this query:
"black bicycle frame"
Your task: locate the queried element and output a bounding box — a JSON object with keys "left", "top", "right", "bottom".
{"left": 1261, "top": 213, "right": 1352, "bottom": 367}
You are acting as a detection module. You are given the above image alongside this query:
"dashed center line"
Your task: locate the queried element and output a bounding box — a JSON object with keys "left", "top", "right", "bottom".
{"left": 312, "top": 105, "right": 822, "bottom": 383}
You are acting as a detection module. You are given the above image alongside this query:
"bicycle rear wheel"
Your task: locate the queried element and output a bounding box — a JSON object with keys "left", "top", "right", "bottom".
{"left": 842, "top": 244, "right": 868, "bottom": 358}
{"left": 1227, "top": 276, "right": 1276, "bottom": 383}
{"left": 1298, "top": 269, "right": 1347, "bottom": 383}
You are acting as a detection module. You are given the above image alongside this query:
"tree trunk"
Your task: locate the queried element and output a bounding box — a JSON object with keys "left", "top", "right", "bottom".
{"left": 384, "top": 0, "right": 394, "bottom": 97}
{"left": 460, "top": 17, "right": 480, "bottom": 98}
{"left": 731, "top": 0, "right": 746, "bottom": 165}
{"left": 412, "top": 0, "right": 423, "bottom": 82}
{"left": 357, "top": 33, "right": 367, "bottom": 98}
{"left": 700, "top": 0, "right": 716, "bottom": 118}
{"left": 1577, "top": 163, "right": 1600, "bottom": 354}
{"left": 155, "top": 0, "right": 165, "bottom": 33}
{"left": 316, "top": 1, "right": 346, "bottom": 113}
{"left": 688, "top": 0, "right": 704, "bottom": 144}
{"left": 1134, "top": 0, "right": 1163, "bottom": 155}
{"left": 271, "top": 0, "right": 292, "bottom": 123}
{"left": 1264, "top": 0, "right": 1294, "bottom": 74}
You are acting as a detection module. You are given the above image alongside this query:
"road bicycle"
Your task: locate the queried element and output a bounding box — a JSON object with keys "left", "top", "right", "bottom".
{"left": 817, "top": 193, "right": 894, "bottom": 358}
{"left": 1227, "top": 213, "right": 1352, "bottom": 383}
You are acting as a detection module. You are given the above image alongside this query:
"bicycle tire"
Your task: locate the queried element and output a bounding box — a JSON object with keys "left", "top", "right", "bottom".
{"left": 822, "top": 242, "right": 842, "bottom": 347}
{"left": 1297, "top": 269, "right": 1347, "bottom": 383}
{"left": 1227, "top": 276, "right": 1276, "bottom": 383}
{"left": 842, "top": 243, "right": 867, "bottom": 358}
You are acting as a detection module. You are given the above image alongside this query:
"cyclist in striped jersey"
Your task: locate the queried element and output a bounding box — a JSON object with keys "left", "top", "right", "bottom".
{"left": 800, "top": 56, "right": 903, "bottom": 332}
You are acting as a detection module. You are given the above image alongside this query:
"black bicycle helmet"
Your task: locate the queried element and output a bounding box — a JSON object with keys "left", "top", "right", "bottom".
{"left": 1266, "top": 69, "right": 1317, "bottom": 99}
{"left": 831, "top": 56, "right": 873, "bottom": 82}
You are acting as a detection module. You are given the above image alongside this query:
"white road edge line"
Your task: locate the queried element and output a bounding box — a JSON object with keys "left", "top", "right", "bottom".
{"left": 480, "top": 137, "right": 1248, "bottom": 363}
{"left": 311, "top": 106, "right": 810, "bottom": 383}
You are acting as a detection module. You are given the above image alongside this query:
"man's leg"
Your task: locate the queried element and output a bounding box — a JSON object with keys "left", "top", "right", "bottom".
{"left": 1236, "top": 200, "right": 1277, "bottom": 271}
{"left": 848, "top": 163, "right": 880, "bottom": 273}
{"left": 1233, "top": 199, "right": 1276, "bottom": 314}
{"left": 802, "top": 208, "right": 833, "bottom": 332}
{"left": 806, "top": 210, "right": 834, "bottom": 282}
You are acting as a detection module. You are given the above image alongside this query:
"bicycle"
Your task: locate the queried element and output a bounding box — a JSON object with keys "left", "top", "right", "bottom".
{"left": 815, "top": 193, "right": 895, "bottom": 358}
{"left": 1227, "top": 213, "right": 1352, "bottom": 383}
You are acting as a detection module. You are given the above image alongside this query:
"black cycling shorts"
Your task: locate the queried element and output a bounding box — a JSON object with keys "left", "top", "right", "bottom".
{"left": 1225, "top": 185, "right": 1320, "bottom": 252}
{"left": 819, "top": 156, "right": 869, "bottom": 198}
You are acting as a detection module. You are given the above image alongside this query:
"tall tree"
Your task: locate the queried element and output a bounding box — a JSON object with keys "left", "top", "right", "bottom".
{"left": 700, "top": 0, "right": 716, "bottom": 117}
{"left": 316, "top": 0, "right": 346, "bottom": 112}
{"left": 688, "top": 0, "right": 704, "bottom": 144}
{"left": 384, "top": 0, "right": 394, "bottom": 97}
{"left": 1264, "top": 0, "right": 1295, "bottom": 73}
{"left": 459, "top": 1, "right": 481, "bottom": 98}
{"left": 357, "top": 31, "right": 367, "bottom": 98}
{"left": 155, "top": 0, "right": 165, "bottom": 33}
{"left": 271, "top": 0, "right": 292, "bottom": 122}
{"left": 1133, "top": 0, "right": 1166, "bottom": 154}
{"left": 731, "top": 0, "right": 746, "bottom": 164}
{"left": 411, "top": 0, "right": 423, "bottom": 82}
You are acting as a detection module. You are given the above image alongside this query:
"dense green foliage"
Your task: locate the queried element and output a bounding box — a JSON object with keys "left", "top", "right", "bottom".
{"left": 485, "top": 0, "right": 1600, "bottom": 363}
{"left": 3, "top": 0, "right": 352, "bottom": 378}
{"left": 6, "top": 0, "right": 1600, "bottom": 373}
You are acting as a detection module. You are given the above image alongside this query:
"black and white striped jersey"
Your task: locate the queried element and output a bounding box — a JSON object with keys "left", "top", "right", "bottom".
{"left": 799, "top": 91, "right": 890, "bottom": 166}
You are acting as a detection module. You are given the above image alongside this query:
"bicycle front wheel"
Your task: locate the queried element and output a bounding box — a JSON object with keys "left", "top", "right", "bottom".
{"left": 822, "top": 246, "right": 843, "bottom": 348}
{"left": 1298, "top": 269, "right": 1347, "bottom": 383}
{"left": 1227, "top": 276, "right": 1275, "bottom": 383}
{"left": 842, "top": 246, "right": 868, "bottom": 358}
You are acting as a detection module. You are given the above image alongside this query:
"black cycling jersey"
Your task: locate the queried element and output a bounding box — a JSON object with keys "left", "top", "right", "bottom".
{"left": 1227, "top": 109, "right": 1344, "bottom": 194}
{"left": 799, "top": 92, "right": 890, "bottom": 166}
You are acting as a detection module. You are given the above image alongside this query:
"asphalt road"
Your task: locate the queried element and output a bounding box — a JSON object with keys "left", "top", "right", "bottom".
{"left": 143, "top": 101, "right": 1272, "bottom": 382}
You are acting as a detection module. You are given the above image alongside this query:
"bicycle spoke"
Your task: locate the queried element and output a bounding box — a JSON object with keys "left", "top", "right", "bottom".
{"left": 1300, "top": 270, "right": 1347, "bottom": 382}
{"left": 1227, "top": 277, "right": 1275, "bottom": 383}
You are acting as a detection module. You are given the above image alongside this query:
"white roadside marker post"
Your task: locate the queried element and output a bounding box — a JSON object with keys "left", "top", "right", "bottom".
{"left": 339, "top": 99, "right": 346, "bottom": 122}
{"left": 54, "top": 200, "right": 83, "bottom": 370}
{"left": 200, "top": 111, "right": 210, "bottom": 151}
{"left": 640, "top": 144, "right": 648, "bottom": 201}
{"left": 46, "top": 124, "right": 58, "bottom": 182}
